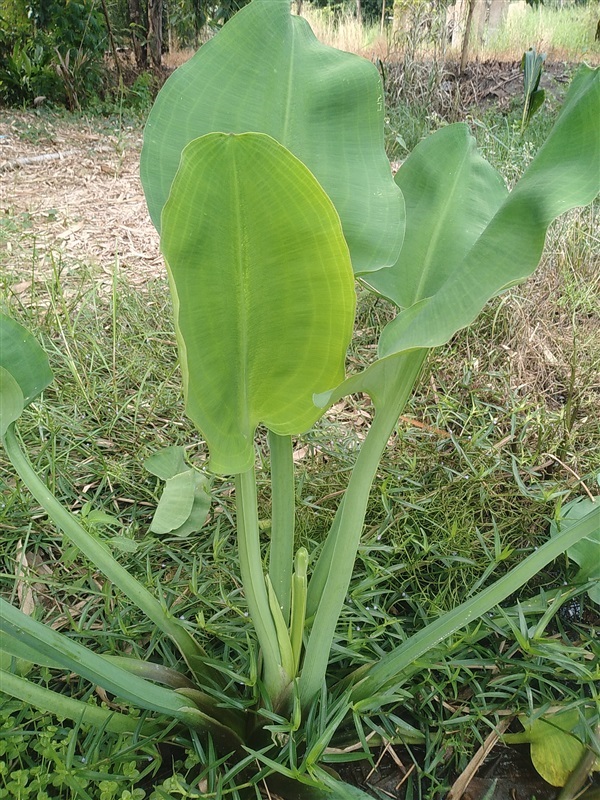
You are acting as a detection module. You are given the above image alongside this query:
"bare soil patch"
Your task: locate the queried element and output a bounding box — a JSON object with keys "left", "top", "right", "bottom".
{"left": 0, "top": 112, "right": 162, "bottom": 290}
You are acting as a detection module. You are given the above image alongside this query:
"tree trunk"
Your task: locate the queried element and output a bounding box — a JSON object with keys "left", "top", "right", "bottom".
{"left": 295, "top": 0, "right": 303, "bottom": 15}
{"left": 460, "top": 0, "right": 476, "bottom": 74}
{"left": 148, "top": 0, "right": 163, "bottom": 71}
{"left": 100, "top": 0, "right": 123, "bottom": 84}
{"left": 356, "top": 0, "right": 362, "bottom": 26}
{"left": 127, "top": 0, "right": 147, "bottom": 70}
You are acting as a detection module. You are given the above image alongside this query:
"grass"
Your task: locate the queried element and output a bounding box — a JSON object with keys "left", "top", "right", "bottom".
{"left": 483, "top": 2, "right": 600, "bottom": 63}
{"left": 1, "top": 87, "right": 599, "bottom": 797}
{"left": 299, "top": 1, "right": 600, "bottom": 64}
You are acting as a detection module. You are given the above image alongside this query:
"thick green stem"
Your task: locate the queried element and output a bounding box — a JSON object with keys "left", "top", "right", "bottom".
{"left": 0, "top": 669, "right": 158, "bottom": 735}
{"left": 235, "top": 468, "right": 287, "bottom": 702}
{"left": 267, "top": 431, "right": 296, "bottom": 624}
{"left": 2, "top": 424, "right": 220, "bottom": 689}
{"left": 299, "top": 351, "right": 426, "bottom": 707}
{"left": 305, "top": 497, "right": 344, "bottom": 620}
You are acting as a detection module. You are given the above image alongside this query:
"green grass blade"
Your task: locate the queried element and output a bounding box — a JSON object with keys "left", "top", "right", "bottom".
{"left": 350, "top": 505, "right": 600, "bottom": 701}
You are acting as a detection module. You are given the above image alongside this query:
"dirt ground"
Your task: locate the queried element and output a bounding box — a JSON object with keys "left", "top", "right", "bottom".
{"left": 0, "top": 112, "right": 162, "bottom": 289}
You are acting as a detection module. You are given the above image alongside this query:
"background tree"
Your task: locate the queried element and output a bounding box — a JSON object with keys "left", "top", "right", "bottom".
{"left": 0, "top": 0, "right": 106, "bottom": 107}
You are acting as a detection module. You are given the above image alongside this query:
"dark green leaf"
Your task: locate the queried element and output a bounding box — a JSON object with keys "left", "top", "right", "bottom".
{"left": 141, "top": 0, "right": 403, "bottom": 274}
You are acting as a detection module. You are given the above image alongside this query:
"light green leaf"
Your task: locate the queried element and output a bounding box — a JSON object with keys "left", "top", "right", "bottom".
{"left": 0, "top": 313, "right": 53, "bottom": 407}
{"left": 141, "top": 0, "right": 403, "bottom": 274}
{"left": 108, "top": 535, "right": 139, "bottom": 553}
{"left": 551, "top": 496, "right": 600, "bottom": 605}
{"left": 0, "top": 367, "right": 24, "bottom": 439}
{"left": 168, "top": 480, "right": 211, "bottom": 538}
{"left": 144, "top": 446, "right": 188, "bottom": 480}
{"left": 365, "top": 65, "right": 599, "bottom": 358}
{"left": 504, "top": 708, "right": 599, "bottom": 787}
{"left": 161, "top": 132, "right": 355, "bottom": 474}
{"left": 145, "top": 447, "right": 211, "bottom": 536}
{"left": 151, "top": 469, "right": 197, "bottom": 533}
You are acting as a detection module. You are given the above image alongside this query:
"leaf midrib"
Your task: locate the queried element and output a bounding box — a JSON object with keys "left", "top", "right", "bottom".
{"left": 231, "top": 141, "right": 251, "bottom": 435}
{"left": 410, "top": 148, "right": 470, "bottom": 305}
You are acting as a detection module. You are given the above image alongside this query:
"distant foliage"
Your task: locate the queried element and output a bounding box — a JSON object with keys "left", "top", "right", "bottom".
{"left": 0, "top": 0, "right": 106, "bottom": 108}
{"left": 167, "top": 0, "right": 252, "bottom": 48}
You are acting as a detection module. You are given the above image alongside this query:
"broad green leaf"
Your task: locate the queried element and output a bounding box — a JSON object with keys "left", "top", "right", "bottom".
{"left": 551, "top": 496, "right": 600, "bottom": 605}
{"left": 161, "top": 133, "right": 355, "bottom": 474}
{"left": 365, "top": 65, "right": 599, "bottom": 359}
{"left": 141, "top": 0, "right": 403, "bottom": 274}
{"left": 364, "top": 123, "right": 508, "bottom": 309}
{"left": 0, "top": 313, "right": 53, "bottom": 406}
{"left": 145, "top": 446, "right": 211, "bottom": 536}
{"left": 0, "top": 367, "right": 24, "bottom": 438}
{"left": 504, "top": 708, "right": 599, "bottom": 786}
{"left": 168, "top": 482, "right": 211, "bottom": 538}
{"left": 144, "top": 445, "right": 188, "bottom": 479}
{"left": 151, "top": 470, "right": 211, "bottom": 536}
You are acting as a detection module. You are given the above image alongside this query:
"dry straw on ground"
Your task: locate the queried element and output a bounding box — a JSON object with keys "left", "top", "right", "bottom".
{"left": 0, "top": 113, "right": 162, "bottom": 290}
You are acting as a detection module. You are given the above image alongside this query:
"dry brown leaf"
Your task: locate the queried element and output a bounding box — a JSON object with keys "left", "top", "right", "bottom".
{"left": 15, "top": 539, "right": 35, "bottom": 617}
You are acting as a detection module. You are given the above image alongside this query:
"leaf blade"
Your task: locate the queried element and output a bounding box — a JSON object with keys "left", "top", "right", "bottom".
{"left": 0, "top": 313, "right": 53, "bottom": 406}
{"left": 162, "top": 132, "right": 355, "bottom": 474}
{"left": 372, "top": 65, "right": 599, "bottom": 358}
